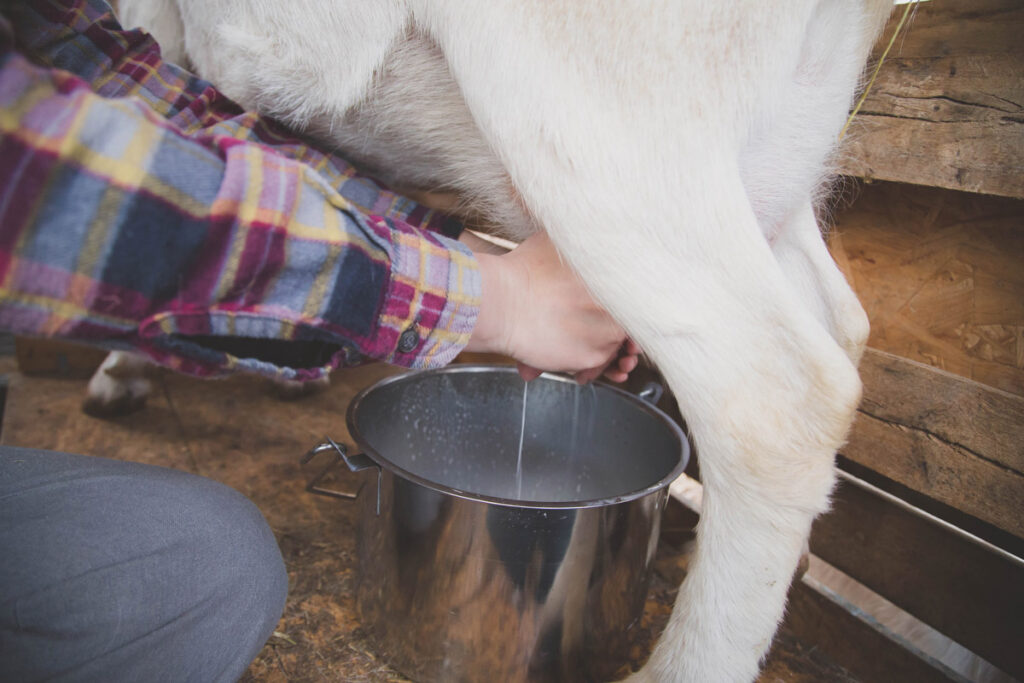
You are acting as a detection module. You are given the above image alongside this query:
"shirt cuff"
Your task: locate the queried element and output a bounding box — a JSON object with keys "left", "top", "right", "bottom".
{"left": 371, "top": 215, "right": 481, "bottom": 368}
{"left": 131, "top": 216, "right": 481, "bottom": 380}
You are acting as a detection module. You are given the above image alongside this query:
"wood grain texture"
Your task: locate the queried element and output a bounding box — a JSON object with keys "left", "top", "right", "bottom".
{"left": 810, "top": 474, "right": 1024, "bottom": 680}
{"left": 859, "top": 348, "right": 1024, "bottom": 473}
{"left": 843, "top": 352, "right": 1019, "bottom": 540}
{"left": 842, "top": 349, "right": 1024, "bottom": 540}
{"left": 829, "top": 180, "right": 1024, "bottom": 396}
{"left": 836, "top": 0, "right": 1024, "bottom": 198}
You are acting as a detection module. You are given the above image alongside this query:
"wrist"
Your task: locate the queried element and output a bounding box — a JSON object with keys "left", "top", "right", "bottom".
{"left": 466, "top": 252, "right": 514, "bottom": 355}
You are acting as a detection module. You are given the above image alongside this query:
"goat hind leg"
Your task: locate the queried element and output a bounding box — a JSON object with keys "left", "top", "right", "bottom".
{"left": 471, "top": 160, "right": 861, "bottom": 682}
{"left": 475, "top": 152, "right": 860, "bottom": 683}
{"left": 83, "top": 350, "right": 154, "bottom": 417}
{"left": 768, "top": 201, "right": 871, "bottom": 575}
{"left": 619, "top": 244, "right": 863, "bottom": 682}
{"left": 772, "top": 203, "right": 869, "bottom": 366}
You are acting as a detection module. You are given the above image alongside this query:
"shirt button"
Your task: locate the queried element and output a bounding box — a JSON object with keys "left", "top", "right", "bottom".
{"left": 341, "top": 343, "right": 362, "bottom": 365}
{"left": 397, "top": 327, "right": 420, "bottom": 354}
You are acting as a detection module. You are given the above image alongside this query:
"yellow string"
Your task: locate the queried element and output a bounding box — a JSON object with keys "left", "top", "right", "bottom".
{"left": 838, "top": 1, "right": 916, "bottom": 142}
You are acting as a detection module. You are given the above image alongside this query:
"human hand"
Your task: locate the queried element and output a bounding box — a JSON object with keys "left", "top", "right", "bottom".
{"left": 555, "top": 338, "right": 642, "bottom": 384}
{"left": 465, "top": 232, "right": 638, "bottom": 383}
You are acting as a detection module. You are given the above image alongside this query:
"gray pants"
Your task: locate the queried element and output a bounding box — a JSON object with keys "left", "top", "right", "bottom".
{"left": 0, "top": 447, "right": 288, "bottom": 682}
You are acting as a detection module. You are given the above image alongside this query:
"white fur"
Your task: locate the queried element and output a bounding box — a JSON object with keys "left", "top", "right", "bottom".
{"left": 84, "top": 350, "right": 152, "bottom": 413}
{"left": 120, "top": 0, "right": 187, "bottom": 66}
{"left": 114, "top": 1, "right": 894, "bottom": 680}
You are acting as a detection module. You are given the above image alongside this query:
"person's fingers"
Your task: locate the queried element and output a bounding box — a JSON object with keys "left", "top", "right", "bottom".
{"left": 602, "top": 356, "right": 633, "bottom": 382}
{"left": 516, "top": 362, "right": 543, "bottom": 382}
{"left": 603, "top": 368, "right": 630, "bottom": 383}
{"left": 577, "top": 340, "right": 642, "bottom": 384}
{"left": 575, "top": 365, "right": 606, "bottom": 384}
{"left": 617, "top": 353, "right": 639, "bottom": 374}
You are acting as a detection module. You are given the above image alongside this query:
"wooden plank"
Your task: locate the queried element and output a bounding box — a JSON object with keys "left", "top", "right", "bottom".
{"left": 836, "top": 0, "right": 1024, "bottom": 198}
{"left": 843, "top": 349, "right": 1024, "bottom": 539}
{"left": 783, "top": 575, "right": 966, "bottom": 683}
{"left": 828, "top": 181, "right": 1024, "bottom": 397}
{"left": 859, "top": 348, "right": 1024, "bottom": 472}
{"left": 810, "top": 473, "right": 1024, "bottom": 680}
{"left": 843, "top": 412, "right": 1024, "bottom": 539}
{"left": 14, "top": 337, "right": 106, "bottom": 377}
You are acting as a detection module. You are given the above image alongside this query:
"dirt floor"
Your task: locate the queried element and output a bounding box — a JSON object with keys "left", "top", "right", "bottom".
{"left": 0, "top": 354, "right": 858, "bottom": 682}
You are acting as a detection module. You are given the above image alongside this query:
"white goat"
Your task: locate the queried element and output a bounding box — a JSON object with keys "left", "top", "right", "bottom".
{"left": 110, "top": 1, "right": 893, "bottom": 680}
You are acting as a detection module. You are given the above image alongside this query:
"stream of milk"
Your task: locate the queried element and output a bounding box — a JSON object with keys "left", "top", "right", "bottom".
{"left": 515, "top": 381, "right": 528, "bottom": 498}
{"left": 514, "top": 379, "right": 598, "bottom": 500}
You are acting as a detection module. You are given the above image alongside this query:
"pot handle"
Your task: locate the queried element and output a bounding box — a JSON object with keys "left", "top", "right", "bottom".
{"left": 546, "top": 370, "right": 665, "bottom": 405}
{"left": 301, "top": 437, "right": 382, "bottom": 515}
{"left": 636, "top": 381, "right": 664, "bottom": 405}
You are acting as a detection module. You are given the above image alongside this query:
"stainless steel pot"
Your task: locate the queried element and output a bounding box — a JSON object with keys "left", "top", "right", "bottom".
{"left": 302, "top": 365, "right": 690, "bottom": 682}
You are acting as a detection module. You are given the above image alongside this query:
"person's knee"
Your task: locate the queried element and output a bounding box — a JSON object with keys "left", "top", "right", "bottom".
{"left": 114, "top": 471, "right": 289, "bottom": 680}
{"left": 0, "top": 454, "right": 288, "bottom": 682}
{"left": 182, "top": 476, "right": 289, "bottom": 634}
{"left": 149, "top": 472, "right": 289, "bottom": 675}
{"left": 93, "top": 469, "right": 289, "bottom": 681}
{"left": 98, "top": 472, "right": 289, "bottom": 681}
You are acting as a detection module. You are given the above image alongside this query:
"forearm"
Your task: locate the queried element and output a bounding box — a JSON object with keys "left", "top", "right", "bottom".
{"left": 8, "top": 0, "right": 464, "bottom": 237}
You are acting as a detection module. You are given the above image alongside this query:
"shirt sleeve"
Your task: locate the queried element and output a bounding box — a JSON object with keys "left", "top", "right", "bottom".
{"left": 0, "top": 46, "right": 481, "bottom": 382}
{"left": 9, "top": 0, "right": 466, "bottom": 239}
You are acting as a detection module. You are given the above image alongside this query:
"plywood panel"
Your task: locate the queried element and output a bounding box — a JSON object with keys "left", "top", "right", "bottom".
{"left": 836, "top": 0, "right": 1024, "bottom": 198}
{"left": 829, "top": 181, "right": 1024, "bottom": 396}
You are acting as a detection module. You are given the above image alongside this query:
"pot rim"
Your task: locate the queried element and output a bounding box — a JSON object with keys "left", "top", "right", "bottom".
{"left": 345, "top": 364, "right": 692, "bottom": 510}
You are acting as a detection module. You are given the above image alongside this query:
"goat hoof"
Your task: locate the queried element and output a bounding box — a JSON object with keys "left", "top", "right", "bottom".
{"left": 84, "top": 362, "right": 153, "bottom": 417}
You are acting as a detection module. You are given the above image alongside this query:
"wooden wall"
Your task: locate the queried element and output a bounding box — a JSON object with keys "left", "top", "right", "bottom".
{"left": 784, "top": 1, "right": 1024, "bottom": 680}
{"left": 835, "top": 0, "right": 1023, "bottom": 199}
{"left": 830, "top": 0, "right": 1024, "bottom": 400}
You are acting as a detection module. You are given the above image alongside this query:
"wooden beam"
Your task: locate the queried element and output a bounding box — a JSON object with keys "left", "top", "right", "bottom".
{"left": 843, "top": 349, "right": 1024, "bottom": 539}
{"left": 836, "top": 0, "right": 1024, "bottom": 199}
{"left": 811, "top": 472, "right": 1024, "bottom": 680}
{"left": 859, "top": 348, "right": 1024, "bottom": 472}
{"left": 783, "top": 574, "right": 968, "bottom": 683}
{"left": 14, "top": 337, "right": 107, "bottom": 377}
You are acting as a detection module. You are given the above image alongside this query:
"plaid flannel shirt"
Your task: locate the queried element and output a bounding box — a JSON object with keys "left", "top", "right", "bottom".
{"left": 0, "top": 0, "right": 481, "bottom": 381}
